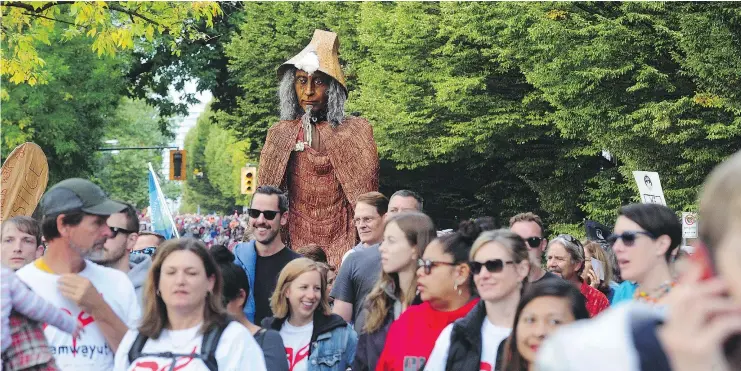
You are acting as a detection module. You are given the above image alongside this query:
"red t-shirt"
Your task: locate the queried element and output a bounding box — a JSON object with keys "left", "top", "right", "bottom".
{"left": 376, "top": 298, "right": 480, "bottom": 371}
{"left": 580, "top": 280, "right": 610, "bottom": 317}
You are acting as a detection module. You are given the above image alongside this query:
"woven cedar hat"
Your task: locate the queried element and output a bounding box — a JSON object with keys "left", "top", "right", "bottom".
{"left": 278, "top": 29, "right": 347, "bottom": 93}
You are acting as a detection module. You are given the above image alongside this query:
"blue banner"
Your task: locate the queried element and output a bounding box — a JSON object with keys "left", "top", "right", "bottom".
{"left": 148, "top": 169, "right": 174, "bottom": 240}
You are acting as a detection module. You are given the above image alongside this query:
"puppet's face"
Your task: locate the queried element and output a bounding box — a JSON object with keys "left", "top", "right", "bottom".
{"left": 295, "top": 69, "right": 330, "bottom": 113}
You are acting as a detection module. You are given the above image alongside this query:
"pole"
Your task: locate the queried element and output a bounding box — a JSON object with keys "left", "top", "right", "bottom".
{"left": 97, "top": 146, "right": 180, "bottom": 151}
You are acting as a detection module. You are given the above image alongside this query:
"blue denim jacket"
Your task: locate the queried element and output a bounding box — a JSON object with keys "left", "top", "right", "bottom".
{"left": 263, "top": 313, "right": 358, "bottom": 371}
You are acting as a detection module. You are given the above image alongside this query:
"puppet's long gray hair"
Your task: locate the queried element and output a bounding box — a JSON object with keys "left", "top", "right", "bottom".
{"left": 278, "top": 67, "right": 346, "bottom": 127}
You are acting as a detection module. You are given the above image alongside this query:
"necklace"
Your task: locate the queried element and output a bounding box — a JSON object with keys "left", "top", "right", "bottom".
{"left": 634, "top": 280, "right": 676, "bottom": 303}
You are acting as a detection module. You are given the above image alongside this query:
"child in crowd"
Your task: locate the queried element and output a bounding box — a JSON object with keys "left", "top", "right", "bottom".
{"left": 1, "top": 266, "right": 81, "bottom": 353}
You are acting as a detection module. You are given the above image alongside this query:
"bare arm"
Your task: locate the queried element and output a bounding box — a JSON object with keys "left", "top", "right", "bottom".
{"left": 58, "top": 274, "right": 129, "bottom": 352}
{"left": 90, "top": 300, "right": 129, "bottom": 352}
{"left": 332, "top": 300, "right": 353, "bottom": 323}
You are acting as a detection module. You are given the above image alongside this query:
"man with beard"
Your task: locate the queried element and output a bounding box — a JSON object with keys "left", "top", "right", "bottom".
{"left": 16, "top": 178, "right": 140, "bottom": 370}
{"left": 89, "top": 203, "right": 152, "bottom": 307}
{"left": 233, "top": 186, "right": 301, "bottom": 324}
{"left": 258, "top": 29, "right": 379, "bottom": 267}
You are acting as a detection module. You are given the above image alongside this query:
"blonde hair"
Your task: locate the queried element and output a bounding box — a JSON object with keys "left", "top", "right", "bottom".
{"left": 270, "top": 258, "right": 331, "bottom": 319}
{"left": 583, "top": 241, "right": 614, "bottom": 286}
{"left": 470, "top": 229, "right": 529, "bottom": 265}
{"left": 363, "top": 212, "right": 436, "bottom": 334}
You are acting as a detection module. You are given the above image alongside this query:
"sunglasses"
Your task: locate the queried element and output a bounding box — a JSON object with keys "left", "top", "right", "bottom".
{"left": 556, "top": 234, "right": 583, "bottom": 248}
{"left": 246, "top": 208, "right": 280, "bottom": 220}
{"left": 470, "top": 259, "right": 515, "bottom": 275}
{"left": 131, "top": 247, "right": 156, "bottom": 256}
{"left": 524, "top": 237, "right": 544, "bottom": 248}
{"left": 417, "top": 258, "right": 456, "bottom": 275}
{"left": 110, "top": 226, "right": 136, "bottom": 239}
{"left": 606, "top": 231, "right": 655, "bottom": 247}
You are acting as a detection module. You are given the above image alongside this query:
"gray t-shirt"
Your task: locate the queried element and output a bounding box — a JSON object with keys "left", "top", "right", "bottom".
{"left": 330, "top": 243, "right": 381, "bottom": 331}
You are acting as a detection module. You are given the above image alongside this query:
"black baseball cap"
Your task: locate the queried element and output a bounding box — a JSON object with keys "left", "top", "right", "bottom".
{"left": 39, "top": 178, "right": 126, "bottom": 217}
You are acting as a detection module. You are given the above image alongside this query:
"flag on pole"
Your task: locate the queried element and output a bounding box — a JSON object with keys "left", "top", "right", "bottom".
{"left": 148, "top": 163, "right": 179, "bottom": 239}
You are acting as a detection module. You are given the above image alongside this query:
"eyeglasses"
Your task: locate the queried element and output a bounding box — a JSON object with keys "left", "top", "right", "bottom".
{"left": 131, "top": 247, "right": 156, "bottom": 256}
{"left": 353, "top": 216, "right": 378, "bottom": 226}
{"left": 470, "top": 259, "right": 515, "bottom": 275}
{"left": 110, "top": 226, "right": 136, "bottom": 239}
{"left": 524, "top": 237, "right": 544, "bottom": 248}
{"left": 606, "top": 231, "right": 655, "bottom": 247}
{"left": 417, "top": 258, "right": 456, "bottom": 275}
{"left": 246, "top": 208, "right": 280, "bottom": 220}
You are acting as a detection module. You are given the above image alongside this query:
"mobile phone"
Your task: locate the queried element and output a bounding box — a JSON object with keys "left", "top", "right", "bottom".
{"left": 689, "top": 241, "right": 716, "bottom": 281}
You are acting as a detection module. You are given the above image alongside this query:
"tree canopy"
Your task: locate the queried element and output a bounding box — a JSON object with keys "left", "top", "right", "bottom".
{"left": 6, "top": 2, "right": 740, "bottom": 232}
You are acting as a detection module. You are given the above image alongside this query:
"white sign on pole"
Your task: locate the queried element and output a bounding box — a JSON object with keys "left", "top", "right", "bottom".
{"left": 682, "top": 212, "right": 698, "bottom": 239}
{"left": 633, "top": 171, "right": 667, "bottom": 206}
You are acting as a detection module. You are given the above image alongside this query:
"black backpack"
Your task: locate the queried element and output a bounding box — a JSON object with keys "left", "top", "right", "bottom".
{"left": 127, "top": 321, "right": 230, "bottom": 371}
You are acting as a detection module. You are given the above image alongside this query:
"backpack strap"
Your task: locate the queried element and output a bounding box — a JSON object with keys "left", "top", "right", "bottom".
{"left": 200, "top": 320, "right": 231, "bottom": 371}
{"left": 127, "top": 332, "right": 150, "bottom": 365}
{"left": 254, "top": 328, "right": 268, "bottom": 348}
{"left": 494, "top": 337, "right": 507, "bottom": 371}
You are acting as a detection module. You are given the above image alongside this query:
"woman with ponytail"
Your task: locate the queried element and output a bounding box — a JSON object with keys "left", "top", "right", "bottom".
{"left": 425, "top": 229, "right": 530, "bottom": 371}
{"left": 375, "top": 221, "right": 482, "bottom": 371}
{"left": 210, "top": 245, "right": 288, "bottom": 371}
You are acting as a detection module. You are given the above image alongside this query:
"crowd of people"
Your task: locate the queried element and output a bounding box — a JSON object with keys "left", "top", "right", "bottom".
{"left": 1, "top": 149, "right": 740, "bottom": 371}
{"left": 3, "top": 26, "right": 741, "bottom": 371}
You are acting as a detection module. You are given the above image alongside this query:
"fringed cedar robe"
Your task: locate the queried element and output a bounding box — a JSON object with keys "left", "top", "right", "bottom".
{"left": 258, "top": 116, "right": 379, "bottom": 266}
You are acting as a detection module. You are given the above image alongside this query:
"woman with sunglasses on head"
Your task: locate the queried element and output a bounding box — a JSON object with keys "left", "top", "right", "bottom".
{"left": 210, "top": 245, "right": 289, "bottom": 371}
{"left": 502, "top": 279, "right": 590, "bottom": 371}
{"left": 609, "top": 204, "right": 681, "bottom": 305}
{"left": 376, "top": 221, "right": 481, "bottom": 371}
{"left": 353, "top": 212, "right": 436, "bottom": 371}
{"left": 424, "top": 229, "right": 530, "bottom": 371}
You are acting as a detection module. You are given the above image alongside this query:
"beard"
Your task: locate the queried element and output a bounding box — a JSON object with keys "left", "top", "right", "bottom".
{"left": 252, "top": 222, "right": 280, "bottom": 245}
{"left": 82, "top": 239, "right": 126, "bottom": 266}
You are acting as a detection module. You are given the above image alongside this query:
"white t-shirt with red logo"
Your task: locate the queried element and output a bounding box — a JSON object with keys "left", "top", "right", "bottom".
{"left": 113, "top": 321, "right": 266, "bottom": 371}
{"left": 16, "top": 260, "right": 141, "bottom": 371}
{"left": 425, "top": 319, "right": 511, "bottom": 371}
{"left": 279, "top": 320, "right": 313, "bottom": 371}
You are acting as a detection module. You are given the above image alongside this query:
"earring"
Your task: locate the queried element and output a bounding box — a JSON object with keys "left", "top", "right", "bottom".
{"left": 454, "top": 282, "right": 462, "bottom": 296}
{"left": 156, "top": 289, "right": 161, "bottom": 296}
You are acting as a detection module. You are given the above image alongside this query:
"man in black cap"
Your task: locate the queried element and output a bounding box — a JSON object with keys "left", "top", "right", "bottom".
{"left": 16, "top": 178, "right": 141, "bottom": 371}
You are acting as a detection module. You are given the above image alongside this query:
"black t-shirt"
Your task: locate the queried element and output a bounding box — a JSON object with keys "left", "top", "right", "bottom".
{"left": 254, "top": 246, "right": 301, "bottom": 325}
{"left": 535, "top": 271, "right": 560, "bottom": 282}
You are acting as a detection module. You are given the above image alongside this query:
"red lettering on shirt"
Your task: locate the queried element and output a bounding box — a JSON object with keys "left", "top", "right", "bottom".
{"left": 480, "top": 361, "right": 492, "bottom": 371}
{"left": 132, "top": 346, "right": 198, "bottom": 371}
{"left": 286, "top": 343, "right": 310, "bottom": 371}
{"left": 43, "top": 308, "right": 96, "bottom": 357}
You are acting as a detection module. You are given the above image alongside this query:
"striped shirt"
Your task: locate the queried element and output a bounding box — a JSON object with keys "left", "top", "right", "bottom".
{"left": 1, "top": 265, "right": 77, "bottom": 352}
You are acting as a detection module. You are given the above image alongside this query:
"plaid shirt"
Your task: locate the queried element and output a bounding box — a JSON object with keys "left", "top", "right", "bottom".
{"left": 1, "top": 312, "right": 57, "bottom": 371}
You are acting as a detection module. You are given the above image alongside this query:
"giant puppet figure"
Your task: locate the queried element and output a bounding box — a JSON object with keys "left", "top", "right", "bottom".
{"left": 257, "top": 30, "right": 379, "bottom": 265}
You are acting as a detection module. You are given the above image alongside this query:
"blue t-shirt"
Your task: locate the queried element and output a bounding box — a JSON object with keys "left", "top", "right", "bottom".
{"left": 610, "top": 280, "right": 638, "bottom": 305}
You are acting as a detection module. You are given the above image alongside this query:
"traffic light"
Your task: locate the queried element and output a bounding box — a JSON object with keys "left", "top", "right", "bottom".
{"left": 241, "top": 166, "right": 257, "bottom": 195}
{"left": 169, "top": 150, "right": 186, "bottom": 181}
